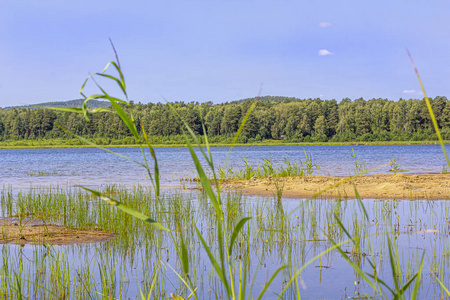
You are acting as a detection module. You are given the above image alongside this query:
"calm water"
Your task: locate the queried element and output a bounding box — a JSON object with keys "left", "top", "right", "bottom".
{"left": 0, "top": 144, "right": 449, "bottom": 190}
{"left": 1, "top": 145, "right": 450, "bottom": 298}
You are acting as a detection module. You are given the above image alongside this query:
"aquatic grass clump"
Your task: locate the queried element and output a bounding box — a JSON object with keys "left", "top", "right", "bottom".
{"left": 28, "top": 170, "right": 59, "bottom": 177}
{"left": 349, "top": 148, "right": 368, "bottom": 176}
{"left": 388, "top": 158, "right": 408, "bottom": 174}
{"left": 217, "top": 151, "right": 320, "bottom": 181}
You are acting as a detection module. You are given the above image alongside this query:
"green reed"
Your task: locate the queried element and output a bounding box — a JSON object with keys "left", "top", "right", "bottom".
{"left": 217, "top": 151, "right": 320, "bottom": 181}
{"left": 348, "top": 148, "right": 368, "bottom": 176}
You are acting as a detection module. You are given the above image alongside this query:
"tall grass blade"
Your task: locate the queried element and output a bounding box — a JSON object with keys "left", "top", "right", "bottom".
{"left": 81, "top": 94, "right": 121, "bottom": 121}
{"left": 45, "top": 106, "right": 112, "bottom": 114}
{"left": 229, "top": 217, "right": 251, "bottom": 256}
{"left": 194, "top": 226, "right": 231, "bottom": 295}
{"left": 179, "top": 232, "right": 190, "bottom": 276}
{"left": 96, "top": 73, "right": 126, "bottom": 95}
{"left": 183, "top": 134, "right": 220, "bottom": 213}
{"left": 80, "top": 187, "right": 169, "bottom": 231}
{"left": 167, "top": 103, "right": 212, "bottom": 166}
{"left": 56, "top": 125, "right": 146, "bottom": 168}
{"left": 277, "top": 239, "right": 349, "bottom": 299}
{"left": 106, "top": 97, "right": 140, "bottom": 141}
{"left": 397, "top": 274, "right": 417, "bottom": 298}
{"left": 142, "top": 124, "right": 160, "bottom": 197}
{"left": 410, "top": 253, "right": 425, "bottom": 299}
{"left": 138, "top": 262, "right": 161, "bottom": 300}
{"left": 335, "top": 216, "right": 352, "bottom": 241}
{"left": 353, "top": 185, "right": 369, "bottom": 221}
{"left": 238, "top": 263, "right": 246, "bottom": 300}
{"left": 407, "top": 49, "right": 450, "bottom": 168}
{"left": 365, "top": 274, "right": 394, "bottom": 295}
{"left": 166, "top": 263, "right": 196, "bottom": 297}
{"left": 387, "top": 236, "right": 400, "bottom": 294}
{"left": 231, "top": 100, "right": 258, "bottom": 146}
{"left": 328, "top": 236, "right": 378, "bottom": 292}
{"left": 435, "top": 276, "right": 450, "bottom": 296}
{"left": 224, "top": 98, "right": 258, "bottom": 167}
{"left": 255, "top": 265, "right": 287, "bottom": 300}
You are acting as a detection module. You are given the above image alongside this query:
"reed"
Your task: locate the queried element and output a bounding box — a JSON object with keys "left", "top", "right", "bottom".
{"left": 216, "top": 151, "right": 319, "bottom": 181}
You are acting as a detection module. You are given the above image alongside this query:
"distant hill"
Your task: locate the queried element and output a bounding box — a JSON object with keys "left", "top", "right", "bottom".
{"left": 2, "top": 99, "right": 111, "bottom": 110}
{"left": 233, "top": 95, "right": 305, "bottom": 103}
{"left": 2, "top": 96, "right": 309, "bottom": 110}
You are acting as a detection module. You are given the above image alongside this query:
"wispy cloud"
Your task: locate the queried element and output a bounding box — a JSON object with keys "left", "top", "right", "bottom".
{"left": 318, "top": 22, "right": 332, "bottom": 28}
{"left": 318, "top": 49, "right": 333, "bottom": 56}
{"left": 403, "top": 89, "right": 423, "bottom": 95}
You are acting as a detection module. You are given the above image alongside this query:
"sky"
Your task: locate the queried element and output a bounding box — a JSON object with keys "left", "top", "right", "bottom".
{"left": 1, "top": 0, "right": 450, "bottom": 107}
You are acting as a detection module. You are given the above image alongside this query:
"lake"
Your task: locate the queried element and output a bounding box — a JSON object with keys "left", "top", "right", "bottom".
{"left": 1, "top": 144, "right": 449, "bottom": 190}
{"left": 1, "top": 144, "right": 449, "bottom": 299}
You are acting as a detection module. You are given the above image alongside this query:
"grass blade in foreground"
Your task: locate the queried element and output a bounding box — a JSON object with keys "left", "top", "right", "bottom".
{"left": 228, "top": 217, "right": 251, "bottom": 256}
{"left": 56, "top": 125, "right": 147, "bottom": 168}
{"left": 255, "top": 265, "right": 286, "bottom": 300}
{"left": 195, "top": 226, "right": 232, "bottom": 296}
{"left": 407, "top": 49, "right": 450, "bottom": 168}
{"left": 80, "top": 187, "right": 169, "bottom": 231}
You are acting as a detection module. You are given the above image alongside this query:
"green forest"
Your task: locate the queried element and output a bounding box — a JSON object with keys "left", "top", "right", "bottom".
{"left": 1, "top": 96, "right": 450, "bottom": 146}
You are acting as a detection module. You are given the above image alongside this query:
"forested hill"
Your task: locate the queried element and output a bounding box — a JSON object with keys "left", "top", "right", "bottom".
{"left": 2, "top": 99, "right": 111, "bottom": 110}
{"left": 235, "top": 95, "right": 302, "bottom": 103}
{"left": 1, "top": 96, "right": 449, "bottom": 144}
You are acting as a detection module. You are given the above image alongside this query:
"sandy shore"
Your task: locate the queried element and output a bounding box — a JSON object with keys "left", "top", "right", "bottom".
{"left": 0, "top": 218, "right": 115, "bottom": 245}
{"left": 221, "top": 173, "right": 450, "bottom": 200}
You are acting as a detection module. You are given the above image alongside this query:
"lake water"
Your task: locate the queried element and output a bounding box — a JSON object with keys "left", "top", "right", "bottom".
{"left": 1, "top": 144, "right": 450, "bottom": 299}
{"left": 1, "top": 144, "right": 449, "bottom": 190}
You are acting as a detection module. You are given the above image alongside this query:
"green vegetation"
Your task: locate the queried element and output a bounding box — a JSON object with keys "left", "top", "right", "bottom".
{"left": 2, "top": 95, "right": 450, "bottom": 146}
{"left": 1, "top": 49, "right": 450, "bottom": 299}
{"left": 349, "top": 148, "right": 368, "bottom": 176}
{"left": 1, "top": 139, "right": 448, "bottom": 149}
{"left": 2, "top": 186, "right": 448, "bottom": 299}
{"left": 217, "top": 152, "right": 320, "bottom": 180}
{"left": 28, "top": 170, "right": 59, "bottom": 177}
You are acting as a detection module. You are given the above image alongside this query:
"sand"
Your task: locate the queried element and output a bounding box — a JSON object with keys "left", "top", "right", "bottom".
{"left": 221, "top": 173, "right": 450, "bottom": 200}
{"left": 0, "top": 218, "right": 115, "bottom": 245}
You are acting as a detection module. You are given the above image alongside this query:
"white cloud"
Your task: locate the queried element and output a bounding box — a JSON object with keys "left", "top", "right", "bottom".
{"left": 319, "top": 22, "right": 332, "bottom": 28}
{"left": 403, "top": 89, "right": 423, "bottom": 95}
{"left": 318, "top": 49, "right": 333, "bottom": 56}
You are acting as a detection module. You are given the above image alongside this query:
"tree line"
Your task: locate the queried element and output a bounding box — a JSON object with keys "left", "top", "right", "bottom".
{"left": 1, "top": 96, "right": 450, "bottom": 144}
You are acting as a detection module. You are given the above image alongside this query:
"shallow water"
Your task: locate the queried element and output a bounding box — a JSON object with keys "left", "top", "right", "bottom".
{"left": 2, "top": 189, "right": 449, "bottom": 299}
{"left": 1, "top": 144, "right": 449, "bottom": 190}
{"left": 1, "top": 145, "right": 450, "bottom": 298}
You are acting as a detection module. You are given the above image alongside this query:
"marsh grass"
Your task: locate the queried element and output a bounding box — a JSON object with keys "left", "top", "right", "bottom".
{"left": 28, "top": 171, "right": 59, "bottom": 177}
{"left": 216, "top": 152, "right": 319, "bottom": 181}
{"left": 349, "top": 148, "right": 368, "bottom": 176}
{"left": 2, "top": 185, "right": 450, "bottom": 298}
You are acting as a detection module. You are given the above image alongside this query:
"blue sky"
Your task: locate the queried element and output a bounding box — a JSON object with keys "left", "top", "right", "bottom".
{"left": 1, "top": 0, "right": 449, "bottom": 106}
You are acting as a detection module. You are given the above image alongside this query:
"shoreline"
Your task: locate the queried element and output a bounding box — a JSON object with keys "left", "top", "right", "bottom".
{"left": 0, "top": 140, "right": 448, "bottom": 150}
{"left": 221, "top": 173, "right": 450, "bottom": 200}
